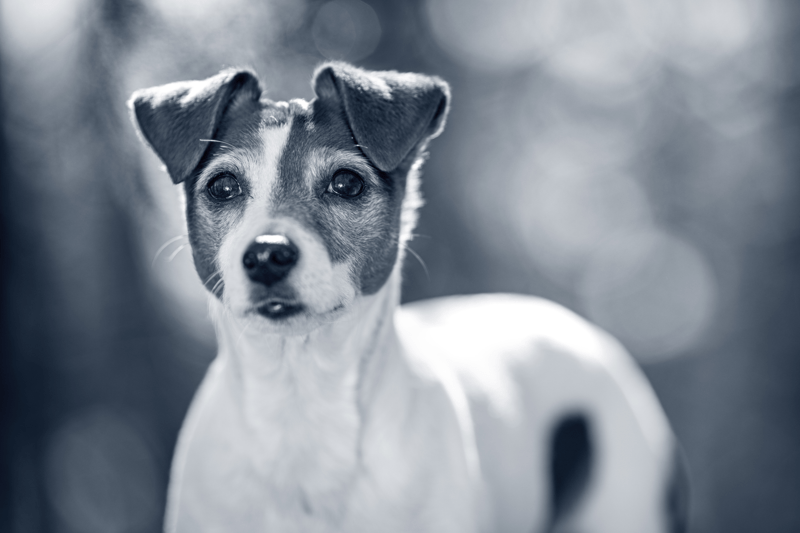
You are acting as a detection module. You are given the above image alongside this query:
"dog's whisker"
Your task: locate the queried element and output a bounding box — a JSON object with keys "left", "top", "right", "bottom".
{"left": 203, "top": 270, "right": 222, "bottom": 287}
{"left": 199, "top": 138, "right": 238, "bottom": 150}
{"left": 210, "top": 278, "right": 225, "bottom": 296}
{"left": 204, "top": 271, "right": 224, "bottom": 296}
{"left": 234, "top": 322, "right": 251, "bottom": 349}
{"left": 153, "top": 234, "right": 188, "bottom": 266}
{"left": 404, "top": 245, "right": 430, "bottom": 281}
{"left": 167, "top": 243, "right": 189, "bottom": 262}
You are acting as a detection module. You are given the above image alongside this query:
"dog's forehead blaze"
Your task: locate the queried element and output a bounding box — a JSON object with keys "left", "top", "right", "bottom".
{"left": 183, "top": 99, "right": 291, "bottom": 297}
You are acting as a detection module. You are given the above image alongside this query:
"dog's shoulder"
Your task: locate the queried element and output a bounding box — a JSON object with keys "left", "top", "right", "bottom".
{"left": 395, "top": 293, "right": 668, "bottom": 442}
{"left": 396, "top": 293, "right": 628, "bottom": 381}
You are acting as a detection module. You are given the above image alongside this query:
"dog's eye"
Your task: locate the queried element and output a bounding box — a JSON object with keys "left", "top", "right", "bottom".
{"left": 207, "top": 173, "right": 242, "bottom": 201}
{"left": 327, "top": 170, "right": 364, "bottom": 198}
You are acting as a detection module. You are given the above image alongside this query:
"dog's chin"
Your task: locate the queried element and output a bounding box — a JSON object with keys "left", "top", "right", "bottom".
{"left": 241, "top": 299, "right": 349, "bottom": 335}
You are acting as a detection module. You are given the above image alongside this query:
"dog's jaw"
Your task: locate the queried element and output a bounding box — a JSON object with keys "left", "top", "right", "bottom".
{"left": 217, "top": 205, "right": 359, "bottom": 336}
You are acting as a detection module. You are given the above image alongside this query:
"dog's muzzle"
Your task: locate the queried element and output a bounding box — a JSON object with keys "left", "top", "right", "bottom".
{"left": 243, "top": 235, "right": 299, "bottom": 286}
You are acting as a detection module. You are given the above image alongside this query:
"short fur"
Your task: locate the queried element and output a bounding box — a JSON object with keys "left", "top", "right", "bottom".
{"left": 129, "top": 63, "right": 688, "bottom": 533}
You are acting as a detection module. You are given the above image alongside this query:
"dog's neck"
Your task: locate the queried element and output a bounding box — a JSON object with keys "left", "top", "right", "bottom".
{"left": 208, "top": 267, "right": 414, "bottom": 516}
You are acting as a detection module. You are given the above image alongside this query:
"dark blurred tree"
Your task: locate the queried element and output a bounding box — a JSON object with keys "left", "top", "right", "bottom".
{"left": 1, "top": 25, "right": 13, "bottom": 533}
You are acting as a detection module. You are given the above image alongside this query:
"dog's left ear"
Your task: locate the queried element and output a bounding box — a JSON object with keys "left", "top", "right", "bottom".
{"left": 313, "top": 63, "right": 450, "bottom": 172}
{"left": 129, "top": 69, "right": 261, "bottom": 184}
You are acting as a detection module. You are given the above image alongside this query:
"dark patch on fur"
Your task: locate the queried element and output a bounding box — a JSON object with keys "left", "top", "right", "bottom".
{"left": 264, "top": 64, "right": 448, "bottom": 294}
{"left": 549, "top": 413, "right": 593, "bottom": 526}
{"left": 183, "top": 93, "right": 269, "bottom": 297}
{"left": 273, "top": 97, "right": 407, "bottom": 295}
{"left": 666, "top": 446, "right": 690, "bottom": 533}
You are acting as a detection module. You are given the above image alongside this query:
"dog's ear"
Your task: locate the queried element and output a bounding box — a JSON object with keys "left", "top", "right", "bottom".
{"left": 312, "top": 63, "right": 450, "bottom": 172}
{"left": 129, "top": 69, "right": 261, "bottom": 184}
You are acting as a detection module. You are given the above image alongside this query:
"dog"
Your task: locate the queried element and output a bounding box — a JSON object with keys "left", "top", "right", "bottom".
{"left": 129, "top": 63, "right": 688, "bottom": 533}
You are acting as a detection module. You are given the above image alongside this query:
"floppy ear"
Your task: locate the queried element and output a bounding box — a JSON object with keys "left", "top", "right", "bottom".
{"left": 312, "top": 62, "right": 450, "bottom": 172}
{"left": 128, "top": 69, "right": 261, "bottom": 184}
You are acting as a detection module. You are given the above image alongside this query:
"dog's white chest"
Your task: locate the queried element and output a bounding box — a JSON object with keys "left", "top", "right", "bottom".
{"left": 165, "top": 340, "right": 485, "bottom": 533}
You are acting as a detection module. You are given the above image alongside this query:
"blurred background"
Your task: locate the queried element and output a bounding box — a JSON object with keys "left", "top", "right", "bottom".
{"left": 1, "top": 0, "right": 799, "bottom": 531}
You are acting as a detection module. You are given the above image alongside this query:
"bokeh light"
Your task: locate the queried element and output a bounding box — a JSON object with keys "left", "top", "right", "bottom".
{"left": 0, "top": 0, "right": 90, "bottom": 56}
{"left": 312, "top": 0, "right": 381, "bottom": 62}
{"left": 425, "top": 0, "right": 550, "bottom": 70}
{"left": 44, "top": 408, "right": 161, "bottom": 533}
{"left": 580, "top": 228, "right": 717, "bottom": 361}
{"left": 421, "top": 0, "right": 785, "bottom": 363}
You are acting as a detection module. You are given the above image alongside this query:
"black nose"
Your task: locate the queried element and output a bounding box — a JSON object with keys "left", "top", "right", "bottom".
{"left": 242, "top": 235, "right": 299, "bottom": 286}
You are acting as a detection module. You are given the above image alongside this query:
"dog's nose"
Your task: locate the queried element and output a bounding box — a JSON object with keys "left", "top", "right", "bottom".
{"left": 242, "top": 235, "right": 299, "bottom": 286}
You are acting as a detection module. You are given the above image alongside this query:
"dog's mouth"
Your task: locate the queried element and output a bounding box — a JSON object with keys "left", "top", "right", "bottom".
{"left": 255, "top": 299, "right": 304, "bottom": 320}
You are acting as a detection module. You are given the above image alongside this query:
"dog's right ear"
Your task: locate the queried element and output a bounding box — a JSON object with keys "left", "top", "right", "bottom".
{"left": 312, "top": 63, "right": 450, "bottom": 172}
{"left": 128, "top": 69, "right": 261, "bottom": 184}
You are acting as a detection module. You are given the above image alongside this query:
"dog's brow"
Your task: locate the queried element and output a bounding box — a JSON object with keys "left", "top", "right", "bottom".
{"left": 199, "top": 139, "right": 239, "bottom": 150}
{"left": 307, "top": 147, "right": 377, "bottom": 180}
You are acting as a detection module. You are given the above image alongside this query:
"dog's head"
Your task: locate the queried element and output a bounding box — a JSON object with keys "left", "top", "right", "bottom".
{"left": 130, "top": 64, "right": 449, "bottom": 333}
